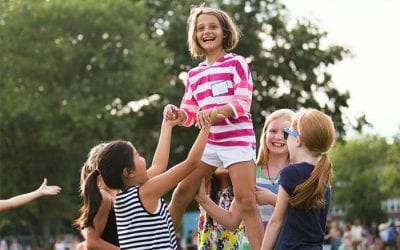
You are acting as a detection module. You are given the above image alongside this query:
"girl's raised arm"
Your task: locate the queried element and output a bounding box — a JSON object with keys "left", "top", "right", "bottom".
{"left": 141, "top": 125, "right": 210, "bottom": 203}
{"left": 147, "top": 107, "right": 185, "bottom": 179}
{"left": 0, "top": 178, "right": 61, "bottom": 212}
{"left": 195, "top": 178, "right": 242, "bottom": 230}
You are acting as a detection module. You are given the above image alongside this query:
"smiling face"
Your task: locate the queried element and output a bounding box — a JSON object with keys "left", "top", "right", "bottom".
{"left": 196, "top": 14, "right": 224, "bottom": 55}
{"left": 265, "top": 117, "right": 291, "bottom": 156}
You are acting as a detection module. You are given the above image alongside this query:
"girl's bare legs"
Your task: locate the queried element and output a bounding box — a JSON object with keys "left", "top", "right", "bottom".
{"left": 168, "top": 161, "right": 216, "bottom": 228}
{"left": 229, "top": 160, "right": 263, "bottom": 250}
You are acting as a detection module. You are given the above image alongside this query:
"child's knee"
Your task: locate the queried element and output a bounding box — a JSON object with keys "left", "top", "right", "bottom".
{"left": 235, "top": 192, "right": 257, "bottom": 212}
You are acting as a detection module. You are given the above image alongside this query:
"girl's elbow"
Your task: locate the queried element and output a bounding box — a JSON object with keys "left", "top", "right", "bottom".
{"left": 185, "top": 158, "right": 200, "bottom": 168}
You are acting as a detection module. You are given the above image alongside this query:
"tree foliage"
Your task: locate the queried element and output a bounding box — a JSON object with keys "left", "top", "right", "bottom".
{"left": 0, "top": 0, "right": 374, "bottom": 245}
{"left": 1, "top": 0, "right": 170, "bottom": 246}
{"left": 331, "top": 135, "right": 400, "bottom": 225}
{"left": 145, "top": 0, "right": 364, "bottom": 210}
{"left": 146, "top": 0, "right": 362, "bottom": 142}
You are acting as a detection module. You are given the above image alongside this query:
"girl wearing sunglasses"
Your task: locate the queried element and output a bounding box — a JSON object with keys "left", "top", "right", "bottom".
{"left": 195, "top": 109, "right": 294, "bottom": 249}
{"left": 261, "top": 109, "right": 336, "bottom": 250}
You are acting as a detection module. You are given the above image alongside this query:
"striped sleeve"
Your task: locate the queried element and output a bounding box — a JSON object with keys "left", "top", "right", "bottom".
{"left": 180, "top": 77, "right": 198, "bottom": 127}
{"left": 229, "top": 56, "right": 253, "bottom": 118}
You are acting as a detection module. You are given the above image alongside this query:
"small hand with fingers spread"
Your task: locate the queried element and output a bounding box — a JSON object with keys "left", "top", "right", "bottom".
{"left": 38, "top": 178, "right": 62, "bottom": 196}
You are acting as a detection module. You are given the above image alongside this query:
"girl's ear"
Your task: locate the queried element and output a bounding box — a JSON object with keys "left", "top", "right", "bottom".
{"left": 295, "top": 137, "right": 302, "bottom": 147}
{"left": 122, "top": 168, "right": 134, "bottom": 178}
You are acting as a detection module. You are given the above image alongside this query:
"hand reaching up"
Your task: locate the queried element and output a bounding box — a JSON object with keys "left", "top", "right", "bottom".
{"left": 163, "top": 104, "right": 186, "bottom": 125}
{"left": 195, "top": 177, "right": 210, "bottom": 203}
{"left": 0, "top": 178, "right": 61, "bottom": 212}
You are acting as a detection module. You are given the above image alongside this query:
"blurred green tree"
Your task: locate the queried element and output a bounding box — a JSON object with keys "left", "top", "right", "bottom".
{"left": 145, "top": 0, "right": 367, "bottom": 143}
{"left": 0, "top": 0, "right": 375, "bottom": 245}
{"left": 0, "top": 0, "right": 171, "bottom": 247}
{"left": 145, "top": 0, "right": 367, "bottom": 212}
{"left": 380, "top": 133, "right": 400, "bottom": 197}
{"left": 331, "top": 135, "right": 400, "bottom": 225}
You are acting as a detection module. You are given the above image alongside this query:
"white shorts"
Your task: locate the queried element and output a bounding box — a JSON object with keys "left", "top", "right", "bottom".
{"left": 201, "top": 144, "right": 256, "bottom": 168}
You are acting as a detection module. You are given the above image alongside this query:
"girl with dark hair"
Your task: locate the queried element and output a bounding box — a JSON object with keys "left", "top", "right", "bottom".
{"left": 83, "top": 107, "right": 212, "bottom": 249}
{"left": 74, "top": 142, "right": 119, "bottom": 250}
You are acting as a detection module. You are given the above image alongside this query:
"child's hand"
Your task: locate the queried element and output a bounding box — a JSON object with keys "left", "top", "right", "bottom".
{"left": 195, "top": 109, "right": 212, "bottom": 129}
{"left": 37, "top": 178, "right": 62, "bottom": 196}
{"left": 163, "top": 104, "right": 185, "bottom": 125}
{"left": 163, "top": 104, "right": 179, "bottom": 120}
{"left": 164, "top": 112, "right": 185, "bottom": 127}
{"left": 255, "top": 185, "right": 275, "bottom": 205}
{"left": 195, "top": 177, "right": 209, "bottom": 203}
{"left": 210, "top": 107, "right": 226, "bottom": 124}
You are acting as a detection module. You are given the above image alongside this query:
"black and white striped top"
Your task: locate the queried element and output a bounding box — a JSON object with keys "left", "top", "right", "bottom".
{"left": 114, "top": 186, "right": 178, "bottom": 250}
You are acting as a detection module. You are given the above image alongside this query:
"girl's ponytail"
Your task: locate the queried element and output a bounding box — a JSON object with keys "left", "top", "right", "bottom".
{"left": 288, "top": 109, "right": 335, "bottom": 210}
{"left": 74, "top": 169, "right": 102, "bottom": 229}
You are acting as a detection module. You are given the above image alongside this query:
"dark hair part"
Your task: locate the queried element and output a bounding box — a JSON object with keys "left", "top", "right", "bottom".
{"left": 97, "top": 140, "right": 135, "bottom": 190}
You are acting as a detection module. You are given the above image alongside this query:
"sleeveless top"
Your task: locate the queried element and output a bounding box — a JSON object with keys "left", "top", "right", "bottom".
{"left": 101, "top": 203, "right": 119, "bottom": 246}
{"left": 114, "top": 186, "right": 178, "bottom": 250}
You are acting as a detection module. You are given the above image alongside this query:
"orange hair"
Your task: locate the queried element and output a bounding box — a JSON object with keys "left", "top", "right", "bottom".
{"left": 289, "top": 109, "right": 336, "bottom": 210}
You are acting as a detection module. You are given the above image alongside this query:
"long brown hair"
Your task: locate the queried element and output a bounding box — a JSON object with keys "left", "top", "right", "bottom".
{"left": 78, "top": 143, "right": 107, "bottom": 197}
{"left": 74, "top": 143, "right": 106, "bottom": 230}
{"left": 288, "top": 109, "right": 336, "bottom": 210}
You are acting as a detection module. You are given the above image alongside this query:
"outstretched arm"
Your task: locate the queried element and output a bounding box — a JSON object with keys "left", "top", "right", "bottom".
{"left": 141, "top": 125, "right": 210, "bottom": 206}
{"left": 148, "top": 106, "right": 184, "bottom": 178}
{"left": 256, "top": 186, "right": 278, "bottom": 206}
{"left": 195, "top": 178, "right": 242, "bottom": 231}
{"left": 0, "top": 178, "right": 61, "bottom": 212}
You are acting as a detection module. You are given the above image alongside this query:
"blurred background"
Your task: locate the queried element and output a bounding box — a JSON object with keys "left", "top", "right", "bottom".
{"left": 1, "top": 0, "right": 399, "bottom": 249}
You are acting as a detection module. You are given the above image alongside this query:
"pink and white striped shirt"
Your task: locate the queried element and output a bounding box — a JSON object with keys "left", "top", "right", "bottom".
{"left": 180, "top": 53, "right": 256, "bottom": 149}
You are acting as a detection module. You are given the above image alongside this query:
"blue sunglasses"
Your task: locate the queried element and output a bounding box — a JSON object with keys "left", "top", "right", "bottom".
{"left": 283, "top": 128, "right": 300, "bottom": 140}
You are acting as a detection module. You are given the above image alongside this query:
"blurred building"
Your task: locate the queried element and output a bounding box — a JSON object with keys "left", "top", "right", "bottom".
{"left": 329, "top": 198, "right": 400, "bottom": 225}
{"left": 383, "top": 198, "right": 400, "bottom": 225}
